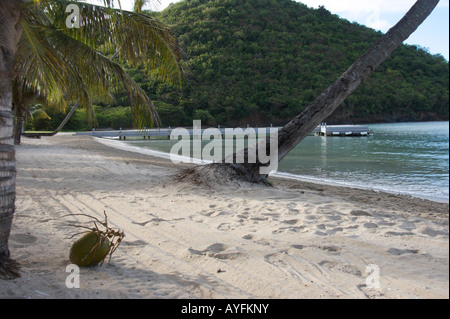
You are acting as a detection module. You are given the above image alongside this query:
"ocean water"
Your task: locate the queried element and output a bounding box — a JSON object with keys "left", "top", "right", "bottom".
{"left": 120, "top": 121, "right": 449, "bottom": 202}
{"left": 276, "top": 122, "right": 449, "bottom": 202}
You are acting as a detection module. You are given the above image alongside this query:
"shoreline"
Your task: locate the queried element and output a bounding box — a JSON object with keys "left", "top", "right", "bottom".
{"left": 2, "top": 133, "right": 448, "bottom": 299}
{"left": 96, "top": 136, "right": 449, "bottom": 204}
{"left": 272, "top": 171, "right": 449, "bottom": 204}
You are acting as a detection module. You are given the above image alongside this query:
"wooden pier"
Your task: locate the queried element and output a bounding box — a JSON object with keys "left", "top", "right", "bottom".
{"left": 73, "top": 126, "right": 276, "bottom": 140}
{"left": 74, "top": 128, "right": 173, "bottom": 140}
{"left": 73, "top": 123, "right": 373, "bottom": 139}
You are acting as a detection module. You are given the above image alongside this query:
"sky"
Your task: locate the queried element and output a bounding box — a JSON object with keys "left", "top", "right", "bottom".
{"left": 93, "top": 0, "right": 450, "bottom": 60}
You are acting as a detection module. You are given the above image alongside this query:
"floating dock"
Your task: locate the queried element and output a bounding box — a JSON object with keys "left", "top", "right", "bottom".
{"left": 312, "top": 123, "right": 373, "bottom": 137}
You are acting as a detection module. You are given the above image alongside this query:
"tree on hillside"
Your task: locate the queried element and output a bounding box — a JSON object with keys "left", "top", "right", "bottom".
{"left": 0, "top": 0, "right": 183, "bottom": 278}
{"left": 178, "top": 0, "right": 440, "bottom": 185}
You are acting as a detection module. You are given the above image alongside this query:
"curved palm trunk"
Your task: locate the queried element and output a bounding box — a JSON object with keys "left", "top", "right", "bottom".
{"left": 20, "top": 102, "right": 80, "bottom": 140}
{"left": 224, "top": 0, "right": 439, "bottom": 184}
{"left": 276, "top": 0, "right": 439, "bottom": 163}
{"left": 0, "top": 0, "right": 23, "bottom": 278}
{"left": 49, "top": 102, "right": 80, "bottom": 135}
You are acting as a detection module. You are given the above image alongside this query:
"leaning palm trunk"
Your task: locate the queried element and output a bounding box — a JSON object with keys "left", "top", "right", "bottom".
{"left": 20, "top": 102, "right": 80, "bottom": 140}
{"left": 0, "top": 0, "right": 22, "bottom": 279}
{"left": 46, "top": 102, "right": 80, "bottom": 135}
{"left": 276, "top": 0, "right": 439, "bottom": 164}
{"left": 179, "top": 0, "right": 439, "bottom": 185}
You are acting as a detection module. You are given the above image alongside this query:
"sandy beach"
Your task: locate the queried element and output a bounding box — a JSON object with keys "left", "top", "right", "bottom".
{"left": 1, "top": 133, "right": 448, "bottom": 299}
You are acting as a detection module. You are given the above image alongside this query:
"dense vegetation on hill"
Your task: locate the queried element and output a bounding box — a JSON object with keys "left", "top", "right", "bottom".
{"left": 28, "top": 0, "right": 449, "bottom": 131}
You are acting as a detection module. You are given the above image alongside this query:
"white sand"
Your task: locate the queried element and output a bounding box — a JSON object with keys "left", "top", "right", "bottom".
{"left": 1, "top": 133, "right": 448, "bottom": 299}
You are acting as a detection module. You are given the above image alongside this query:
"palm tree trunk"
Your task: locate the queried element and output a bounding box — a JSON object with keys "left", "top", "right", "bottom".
{"left": 276, "top": 0, "right": 439, "bottom": 163}
{"left": 0, "top": 0, "right": 23, "bottom": 278}
{"left": 217, "top": 0, "right": 439, "bottom": 184}
{"left": 50, "top": 102, "right": 80, "bottom": 135}
{"left": 21, "top": 102, "right": 80, "bottom": 139}
{"left": 13, "top": 106, "right": 25, "bottom": 145}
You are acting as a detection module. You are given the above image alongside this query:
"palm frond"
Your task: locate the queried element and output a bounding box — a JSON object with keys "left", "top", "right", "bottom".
{"left": 14, "top": 4, "right": 94, "bottom": 123}
{"left": 39, "top": 0, "right": 184, "bottom": 86}
{"left": 40, "top": 19, "right": 161, "bottom": 127}
{"left": 28, "top": 104, "right": 52, "bottom": 121}
{"left": 18, "top": 0, "right": 184, "bottom": 128}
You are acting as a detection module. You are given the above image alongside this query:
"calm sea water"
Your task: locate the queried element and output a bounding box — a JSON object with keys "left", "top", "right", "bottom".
{"left": 122, "top": 122, "right": 449, "bottom": 202}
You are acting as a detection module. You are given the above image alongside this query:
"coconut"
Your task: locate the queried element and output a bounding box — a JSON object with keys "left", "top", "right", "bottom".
{"left": 69, "top": 231, "right": 111, "bottom": 267}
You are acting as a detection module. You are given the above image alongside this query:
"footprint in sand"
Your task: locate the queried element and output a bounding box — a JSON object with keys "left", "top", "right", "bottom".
{"left": 387, "top": 248, "right": 419, "bottom": 255}
{"left": 420, "top": 226, "right": 448, "bottom": 237}
{"left": 319, "top": 260, "right": 362, "bottom": 276}
{"left": 249, "top": 216, "right": 268, "bottom": 223}
{"left": 305, "top": 215, "right": 318, "bottom": 221}
{"left": 314, "top": 245, "right": 342, "bottom": 253}
{"left": 188, "top": 243, "right": 245, "bottom": 260}
{"left": 399, "top": 221, "right": 416, "bottom": 231}
{"left": 211, "top": 211, "right": 229, "bottom": 218}
{"left": 9, "top": 233, "right": 38, "bottom": 244}
{"left": 273, "top": 225, "right": 306, "bottom": 234}
{"left": 236, "top": 213, "right": 248, "bottom": 220}
{"left": 242, "top": 234, "right": 271, "bottom": 246}
{"left": 200, "top": 210, "right": 215, "bottom": 217}
{"left": 326, "top": 227, "right": 344, "bottom": 235}
{"left": 326, "top": 215, "right": 343, "bottom": 222}
{"left": 213, "top": 251, "right": 245, "bottom": 260}
{"left": 363, "top": 222, "right": 378, "bottom": 229}
{"left": 281, "top": 219, "right": 300, "bottom": 225}
{"left": 217, "top": 223, "right": 231, "bottom": 231}
{"left": 384, "top": 231, "right": 415, "bottom": 237}
{"left": 350, "top": 210, "right": 372, "bottom": 217}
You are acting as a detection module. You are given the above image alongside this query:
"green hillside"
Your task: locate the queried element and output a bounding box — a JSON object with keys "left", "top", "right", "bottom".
{"left": 29, "top": 0, "right": 449, "bottom": 131}
{"left": 154, "top": 0, "right": 449, "bottom": 126}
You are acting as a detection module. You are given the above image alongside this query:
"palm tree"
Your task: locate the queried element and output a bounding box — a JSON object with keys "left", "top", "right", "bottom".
{"left": 0, "top": 0, "right": 23, "bottom": 279}
{"left": 19, "top": 93, "right": 53, "bottom": 135}
{"left": 12, "top": 85, "right": 50, "bottom": 144}
{"left": 180, "top": 0, "right": 440, "bottom": 185}
{"left": 1, "top": 0, "right": 183, "bottom": 278}
{"left": 13, "top": 0, "right": 184, "bottom": 144}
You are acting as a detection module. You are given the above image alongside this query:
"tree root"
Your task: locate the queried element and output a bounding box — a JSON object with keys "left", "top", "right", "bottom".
{"left": 172, "top": 163, "right": 272, "bottom": 189}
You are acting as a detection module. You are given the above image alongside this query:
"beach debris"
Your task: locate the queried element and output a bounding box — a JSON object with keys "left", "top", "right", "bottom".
{"left": 66, "top": 211, "right": 125, "bottom": 267}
